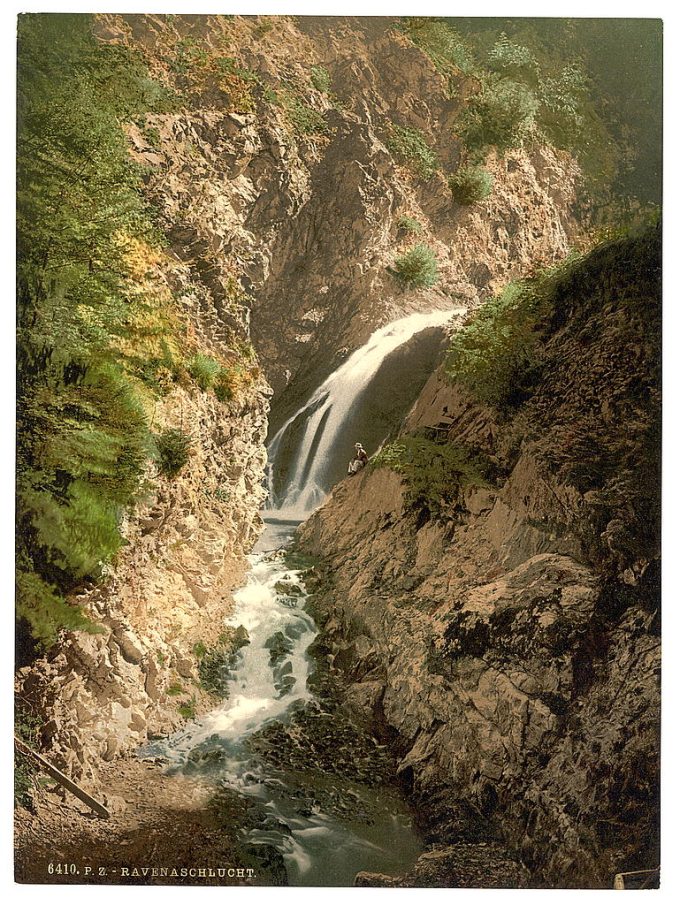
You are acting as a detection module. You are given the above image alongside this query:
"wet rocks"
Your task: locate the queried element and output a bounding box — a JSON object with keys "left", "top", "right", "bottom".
{"left": 355, "top": 843, "right": 530, "bottom": 888}
{"left": 265, "top": 631, "right": 294, "bottom": 666}
{"left": 246, "top": 704, "right": 395, "bottom": 788}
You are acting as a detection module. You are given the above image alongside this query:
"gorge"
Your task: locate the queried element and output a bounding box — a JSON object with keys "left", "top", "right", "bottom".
{"left": 15, "top": 13, "right": 661, "bottom": 890}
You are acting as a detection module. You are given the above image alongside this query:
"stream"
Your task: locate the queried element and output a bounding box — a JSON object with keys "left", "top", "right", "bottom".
{"left": 139, "top": 312, "right": 464, "bottom": 884}
{"left": 140, "top": 517, "right": 423, "bottom": 886}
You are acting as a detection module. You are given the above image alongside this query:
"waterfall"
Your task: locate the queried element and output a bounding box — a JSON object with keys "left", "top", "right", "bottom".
{"left": 266, "top": 308, "right": 461, "bottom": 519}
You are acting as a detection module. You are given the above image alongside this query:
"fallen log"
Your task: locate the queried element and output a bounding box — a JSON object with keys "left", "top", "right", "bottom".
{"left": 14, "top": 735, "right": 110, "bottom": 819}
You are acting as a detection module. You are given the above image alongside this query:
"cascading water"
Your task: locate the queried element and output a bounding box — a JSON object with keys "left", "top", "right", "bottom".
{"left": 266, "top": 308, "right": 460, "bottom": 520}
{"left": 139, "top": 310, "right": 468, "bottom": 884}
{"left": 141, "top": 532, "right": 422, "bottom": 885}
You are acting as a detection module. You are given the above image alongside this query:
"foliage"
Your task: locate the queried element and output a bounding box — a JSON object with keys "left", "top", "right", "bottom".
{"left": 448, "top": 166, "right": 494, "bottom": 204}
{"left": 188, "top": 353, "right": 221, "bottom": 391}
{"left": 400, "top": 18, "right": 473, "bottom": 83}
{"left": 392, "top": 244, "right": 439, "bottom": 289}
{"left": 166, "top": 37, "right": 257, "bottom": 112}
{"left": 399, "top": 17, "right": 656, "bottom": 209}
{"left": 141, "top": 123, "right": 162, "bottom": 149}
{"left": 214, "top": 365, "right": 241, "bottom": 402}
{"left": 253, "top": 19, "right": 274, "bottom": 38}
{"left": 196, "top": 628, "right": 250, "bottom": 697}
{"left": 487, "top": 33, "right": 537, "bottom": 75}
{"left": 16, "top": 14, "right": 172, "bottom": 646}
{"left": 444, "top": 221, "right": 661, "bottom": 410}
{"left": 154, "top": 428, "right": 193, "bottom": 478}
{"left": 178, "top": 697, "right": 197, "bottom": 720}
{"left": 371, "top": 433, "right": 491, "bottom": 520}
{"left": 262, "top": 85, "right": 280, "bottom": 106}
{"left": 397, "top": 215, "right": 423, "bottom": 234}
{"left": 459, "top": 76, "right": 538, "bottom": 155}
{"left": 385, "top": 124, "right": 438, "bottom": 179}
{"left": 310, "top": 65, "right": 331, "bottom": 93}
{"left": 285, "top": 95, "right": 329, "bottom": 136}
{"left": 193, "top": 640, "right": 208, "bottom": 659}
{"left": 444, "top": 281, "right": 544, "bottom": 408}
{"left": 14, "top": 707, "right": 42, "bottom": 808}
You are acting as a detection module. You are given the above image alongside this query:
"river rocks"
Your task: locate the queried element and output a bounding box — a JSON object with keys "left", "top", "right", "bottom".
{"left": 355, "top": 843, "right": 530, "bottom": 888}
{"left": 246, "top": 704, "right": 395, "bottom": 788}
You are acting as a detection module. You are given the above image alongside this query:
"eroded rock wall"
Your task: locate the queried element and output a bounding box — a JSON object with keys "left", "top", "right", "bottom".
{"left": 16, "top": 39, "right": 273, "bottom": 788}
{"left": 16, "top": 12, "right": 581, "bottom": 804}
{"left": 99, "top": 14, "right": 578, "bottom": 429}
{"left": 298, "top": 229, "right": 661, "bottom": 887}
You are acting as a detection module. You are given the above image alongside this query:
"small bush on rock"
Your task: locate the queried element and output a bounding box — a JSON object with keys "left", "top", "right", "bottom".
{"left": 372, "top": 432, "right": 492, "bottom": 521}
{"left": 392, "top": 244, "right": 439, "bottom": 289}
{"left": 448, "top": 166, "right": 494, "bottom": 205}
{"left": 154, "top": 428, "right": 193, "bottom": 478}
{"left": 444, "top": 281, "right": 541, "bottom": 408}
{"left": 310, "top": 65, "right": 331, "bottom": 93}
{"left": 385, "top": 124, "right": 438, "bottom": 179}
{"left": 397, "top": 215, "right": 423, "bottom": 234}
{"left": 459, "top": 77, "right": 538, "bottom": 155}
{"left": 214, "top": 366, "right": 238, "bottom": 402}
{"left": 188, "top": 353, "right": 221, "bottom": 391}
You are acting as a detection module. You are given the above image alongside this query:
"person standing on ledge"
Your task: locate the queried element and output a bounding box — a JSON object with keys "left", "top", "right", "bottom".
{"left": 348, "top": 442, "right": 368, "bottom": 475}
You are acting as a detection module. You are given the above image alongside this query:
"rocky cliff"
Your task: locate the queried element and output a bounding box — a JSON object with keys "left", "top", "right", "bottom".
{"left": 298, "top": 225, "right": 661, "bottom": 887}
{"left": 98, "top": 14, "right": 578, "bottom": 433}
{"left": 17, "top": 13, "right": 582, "bottom": 794}
{"left": 16, "top": 78, "right": 272, "bottom": 791}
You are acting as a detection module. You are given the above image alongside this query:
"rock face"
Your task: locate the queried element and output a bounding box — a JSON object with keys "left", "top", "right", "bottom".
{"left": 298, "top": 228, "right": 661, "bottom": 887}
{"left": 17, "top": 376, "right": 268, "bottom": 791}
{"left": 16, "top": 21, "right": 274, "bottom": 787}
{"left": 15, "top": 15, "right": 622, "bottom": 872}
{"left": 96, "top": 14, "right": 578, "bottom": 432}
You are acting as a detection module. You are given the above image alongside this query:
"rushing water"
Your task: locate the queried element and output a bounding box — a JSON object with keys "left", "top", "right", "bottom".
{"left": 141, "top": 520, "right": 422, "bottom": 886}
{"left": 266, "top": 309, "right": 459, "bottom": 520}
{"left": 138, "top": 311, "right": 470, "bottom": 882}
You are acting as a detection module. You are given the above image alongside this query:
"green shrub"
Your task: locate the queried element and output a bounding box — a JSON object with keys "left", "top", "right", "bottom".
{"left": 392, "top": 244, "right": 439, "bottom": 289}
{"left": 141, "top": 124, "right": 161, "bottom": 149}
{"left": 487, "top": 33, "right": 537, "bottom": 74}
{"left": 262, "top": 85, "right": 280, "bottom": 105}
{"left": 401, "top": 18, "right": 473, "bottom": 78}
{"left": 253, "top": 19, "right": 274, "bottom": 38}
{"left": 197, "top": 627, "right": 250, "bottom": 697}
{"left": 372, "top": 433, "right": 491, "bottom": 520}
{"left": 310, "top": 65, "right": 331, "bottom": 93}
{"left": 538, "top": 63, "right": 589, "bottom": 148}
{"left": 16, "top": 360, "right": 151, "bottom": 644}
{"left": 448, "top": 166, "right": 494, "bottom": 205}
{"left": 397, "top": 215, "right": 423, "bottom": 234}
{"left": 154, "top": 428, "right": 193, "bottom": 478}
{"left": 16, "top": 14, "right": 173, "bottom": 645}
{"left": 178, "top": 697, "right": 197, "bottom": 720}
{"left": 445, "top": 223, "right": 662, "bottom": 410}
{"left": 167, "top": 681, "right": 184, "bottom": 696}
{"left": 283, "top": 93, "right": 328, "bottom": 136}
{"left": 459, "top": 77, "right": 538, "bottom": 154}
{"left": 14, "top": 708, "right": 41, "bottom": 808}
{"left": 188, "top": 353, "right": 221, "bottom": 391}
{"left": 385, "top": 124, "right": 438, "bottom": 179}
{"left": 192, "top": 640, "right": 207, "bottom": 659}
{"left": 214, "top": 366, "right": 237, "bottom": 402}
{"left": 444, "top": 281, "right": 541, "bottom": 407}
